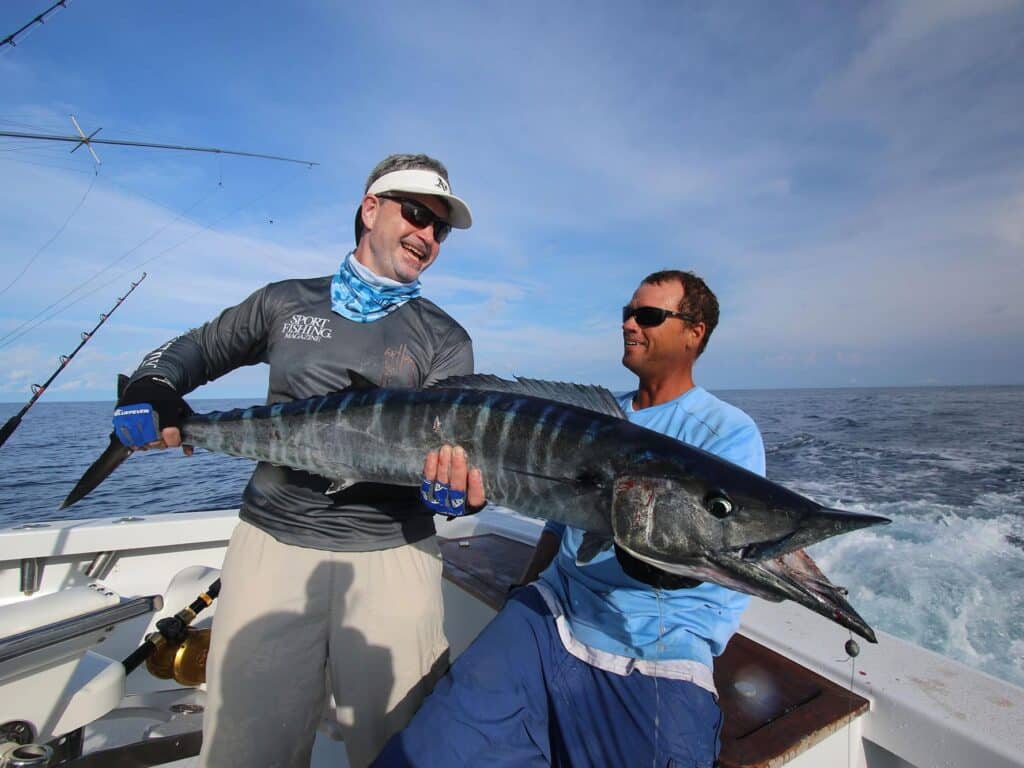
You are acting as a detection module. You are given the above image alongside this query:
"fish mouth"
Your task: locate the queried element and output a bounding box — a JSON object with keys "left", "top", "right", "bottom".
{"left": 737, "top": 506, "right": 891, "bottom": 561}
{"left": 706, "top": 549, "right": 878, "bottom": 642}
{"left": 618, "top": 542, "right": 878, "bottom": 642}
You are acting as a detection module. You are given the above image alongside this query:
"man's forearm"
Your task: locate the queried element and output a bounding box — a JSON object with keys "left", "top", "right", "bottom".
{"left": 130, "top": 335, "right": 209, "bottom": 395}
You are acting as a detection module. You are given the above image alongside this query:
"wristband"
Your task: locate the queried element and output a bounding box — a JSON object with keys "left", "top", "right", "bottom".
{"left": 420, "top": 477, "right": 479, "bottom": 518}
{"left": 113, "top": 403, "right": 161, "bottom": 447}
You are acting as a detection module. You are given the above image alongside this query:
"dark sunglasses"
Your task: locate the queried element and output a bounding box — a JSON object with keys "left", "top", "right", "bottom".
{"left": 378, "top": 194, "right": 452, "bottom": 243}
{"left": 622, "top": 305, "right": 697, "bottom": 327}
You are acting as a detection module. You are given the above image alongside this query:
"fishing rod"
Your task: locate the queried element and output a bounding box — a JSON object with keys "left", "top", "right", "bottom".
{"left": 0, "top": 273, "right": 146, "bottom": 449}
{"left": 1, "top": 0, "right": 71, "bottom": 51}
{"left": 122, "top": 578, "right": 221, "bottom": 676}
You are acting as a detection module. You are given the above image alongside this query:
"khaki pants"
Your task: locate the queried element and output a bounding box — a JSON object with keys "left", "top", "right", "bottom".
{"left": 199, "top": 521, "right": 448, "bottom": 768}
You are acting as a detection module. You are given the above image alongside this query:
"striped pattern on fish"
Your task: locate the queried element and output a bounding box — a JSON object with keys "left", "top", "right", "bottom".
{"left": 183, "top": 386, "right": 631, "bottom": 535}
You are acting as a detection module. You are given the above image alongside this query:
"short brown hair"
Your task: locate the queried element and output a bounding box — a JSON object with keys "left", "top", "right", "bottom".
{"left": 363, "top": 153, "right": 450, "bottom": 192}
{"left": 641, "top": 270, "right": 719, "bottom": 356}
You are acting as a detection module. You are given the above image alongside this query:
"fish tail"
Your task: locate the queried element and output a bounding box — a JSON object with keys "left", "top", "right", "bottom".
{"left": 59, "top": 433, "right": 132, "bottom": 509}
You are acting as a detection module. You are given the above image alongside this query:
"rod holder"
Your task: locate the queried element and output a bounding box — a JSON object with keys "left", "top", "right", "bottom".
{"left": 0, "top": 741, "right": 54, "bottom": 767}
{"left": 85, "top": 551, "right": 117, "bottom": 580}
{"left": 18, "top": 559, "right": 42, "bottom": 596}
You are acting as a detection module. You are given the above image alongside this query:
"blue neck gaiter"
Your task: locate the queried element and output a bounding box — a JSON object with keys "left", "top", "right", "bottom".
{"left": 330, "top": 251, "right": 421, "bottom": 323}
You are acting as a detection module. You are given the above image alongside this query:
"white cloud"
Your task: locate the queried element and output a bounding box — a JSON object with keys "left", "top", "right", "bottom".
{"left": 469, "top": 322, "right": 623, "bottom": 385}
{"left": 726, "top": 179, "right": 1024, "bottom": 350}
{"left": 842, "top": 0, "right": 1020, "bottom": 89}
{"left": 0, "top": 156, "right": 337, "bottom": 399}
{"left": 993, "top": 192, "right": 1024, "bottom": 247}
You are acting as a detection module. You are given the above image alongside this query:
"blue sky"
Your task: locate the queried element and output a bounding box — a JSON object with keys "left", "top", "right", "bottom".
{"left": 1, "top": 0, "right": 1022, "bottom": 402}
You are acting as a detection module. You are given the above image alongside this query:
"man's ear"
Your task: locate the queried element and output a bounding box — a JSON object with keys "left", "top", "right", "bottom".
{"left": 360, "top": 195, "right": 381, "bottom": 234}
{"left": 687, "top": 322, "right": 707, "bottom": 352}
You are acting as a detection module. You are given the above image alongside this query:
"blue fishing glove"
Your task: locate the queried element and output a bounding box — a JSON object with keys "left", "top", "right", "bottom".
{"left": 113, "top": 377, "right": 193, "bottom": 448}
{"left": 420, "top": 477, "right": 481, "bottom": 518}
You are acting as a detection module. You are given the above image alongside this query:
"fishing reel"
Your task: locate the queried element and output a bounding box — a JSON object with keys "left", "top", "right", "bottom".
{"left": 122, "top": 578, "right": 220, "bottom": 686}
{"left": 145, "top": 628, "right": 211, "bottom": 686}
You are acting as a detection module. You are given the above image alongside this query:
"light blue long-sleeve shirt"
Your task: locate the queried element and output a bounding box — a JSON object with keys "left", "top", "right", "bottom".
{"left": 537, "top": 386, "right": 766, "bottom": 669}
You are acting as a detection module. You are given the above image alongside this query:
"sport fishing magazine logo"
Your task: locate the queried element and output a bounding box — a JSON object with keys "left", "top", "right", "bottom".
{"left": 282, "top": 314, "right": 333, "bottom": 342}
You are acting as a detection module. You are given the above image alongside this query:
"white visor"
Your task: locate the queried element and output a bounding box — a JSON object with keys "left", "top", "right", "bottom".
{"left": 366, "top": 169, "right": 472, "bottom": 229}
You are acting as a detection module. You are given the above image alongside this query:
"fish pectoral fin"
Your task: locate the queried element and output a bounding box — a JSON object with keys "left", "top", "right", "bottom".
{"left": 576, "top": 532, "right": 613, "bottom": 565}
{"left": 325, "top": 478, "right": 355, "bottom": 495}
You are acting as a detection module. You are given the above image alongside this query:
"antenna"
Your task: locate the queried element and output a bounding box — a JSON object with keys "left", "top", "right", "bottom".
{"left": 70, "top": 114, "right": 102, "bottom": 167}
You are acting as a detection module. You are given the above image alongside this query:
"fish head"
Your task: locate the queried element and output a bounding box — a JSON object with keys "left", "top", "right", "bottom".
{"left": 610, "top": 470, "right": 890, "bottom": 565}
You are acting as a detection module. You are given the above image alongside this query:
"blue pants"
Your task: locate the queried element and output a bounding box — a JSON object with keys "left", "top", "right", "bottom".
{"left": 373, "top": 586, "right": 722, "bottom": 768}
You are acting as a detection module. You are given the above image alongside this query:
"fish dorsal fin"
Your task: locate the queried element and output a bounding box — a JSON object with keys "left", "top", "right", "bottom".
{"left": 345, "top": 370, "right": 380, "bottom": 390}
{"left": 430, "top": 374, "right": 626, "bottom": 419}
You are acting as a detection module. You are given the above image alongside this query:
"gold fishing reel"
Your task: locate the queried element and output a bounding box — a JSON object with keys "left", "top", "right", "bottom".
{"left": 145, "top": 628, "right": 211, "bottom": 686}
{"left": 122, "top": 578, "right": 220, "bottom": 684}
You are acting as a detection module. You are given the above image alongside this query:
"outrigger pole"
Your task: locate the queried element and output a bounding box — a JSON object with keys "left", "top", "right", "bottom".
{"left": 0, "top": 273, "right": 147, "bottom": 449}
{"left": 0, "top": 120, "right": 319, "bottom": 167}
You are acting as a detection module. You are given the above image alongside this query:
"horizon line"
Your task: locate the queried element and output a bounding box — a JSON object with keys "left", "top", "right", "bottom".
{"left": 2, "top": 380, "right": 1023, "bottom": 406}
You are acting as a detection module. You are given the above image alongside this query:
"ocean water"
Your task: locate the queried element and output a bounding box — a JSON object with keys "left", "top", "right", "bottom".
{"left": 1, "top": 386, "right": 1022, "bottom": 689}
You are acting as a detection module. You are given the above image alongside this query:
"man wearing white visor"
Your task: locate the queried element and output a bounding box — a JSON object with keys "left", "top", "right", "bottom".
{"left": 110, "top": 154, "right": 475, "bottom": 767}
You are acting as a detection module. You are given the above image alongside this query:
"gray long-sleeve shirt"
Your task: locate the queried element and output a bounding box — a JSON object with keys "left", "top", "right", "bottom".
{"left": 131, "top": 276, "right": 473, "bottom": 551}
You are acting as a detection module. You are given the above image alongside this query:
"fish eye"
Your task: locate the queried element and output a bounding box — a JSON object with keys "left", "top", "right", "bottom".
{"left": 706, "top": 495, "right": 734, "bottom": 519}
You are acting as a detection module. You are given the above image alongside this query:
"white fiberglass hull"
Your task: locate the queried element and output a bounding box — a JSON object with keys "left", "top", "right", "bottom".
{"left": 1, "top": 508, "right": 1022, "bottom": 768}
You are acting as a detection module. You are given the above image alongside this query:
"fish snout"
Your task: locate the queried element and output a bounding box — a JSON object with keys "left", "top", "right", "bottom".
{"left": 739, "top": 505, "right": 891, "bottom": 561}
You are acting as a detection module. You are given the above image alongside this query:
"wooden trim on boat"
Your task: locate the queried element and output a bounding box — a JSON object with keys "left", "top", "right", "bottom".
{"left": 438, "top": 533, "right": 869, "bottom": 768}
{"left": 714, "top": 633, "right": 868, "bottom": 768}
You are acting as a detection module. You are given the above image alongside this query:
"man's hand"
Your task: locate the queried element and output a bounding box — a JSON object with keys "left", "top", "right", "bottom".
{"left": 421, "top": 444, "right": 486, "bottom": 517}
{"left": 113, "top": 377, "right": 194, "bottom": 455}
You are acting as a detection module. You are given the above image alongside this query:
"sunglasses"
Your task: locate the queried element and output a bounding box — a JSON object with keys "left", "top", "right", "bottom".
{"left": 622, "top": 305, "right": 697, "bottom": 327}
{"left": 378, "top": 194, "right": 452, "bottom": 243}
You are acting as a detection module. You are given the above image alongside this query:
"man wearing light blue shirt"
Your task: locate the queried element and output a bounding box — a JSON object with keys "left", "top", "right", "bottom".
{"left": 375, "top": 270, "right": 765, "bottom": 768}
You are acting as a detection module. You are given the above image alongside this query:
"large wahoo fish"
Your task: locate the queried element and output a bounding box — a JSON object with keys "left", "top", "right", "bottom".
{"left": 62, "top": 374, "right": 889, "bottom": 640}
